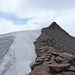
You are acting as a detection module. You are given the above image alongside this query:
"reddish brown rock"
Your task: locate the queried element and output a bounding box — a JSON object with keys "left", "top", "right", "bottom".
{"left": 39, "top": 63, "right": 50, "bottom": 72}
{"left": 47, "top": 54, "right": 51, "bottom": 57}
{"left": 56, "top": 56, "right": 65, "bottom": 61}
{"left": 29, "top": 63, "right": 50, "bottom": 75}
{"left": 59, "top": 53, "right": 67, "bottom": 58}
{"left": 61, "top": 72, "right": 75, "bottom": 75}
{"left": 68, "top": 58, "right": 75, "bottom": 67}
{"left": 31, "top": 61, "right": 42, "bottom": 70}
{"left": 49, "top": 46, "right": 55, "bottom": 51}
{"left": 37, "top": 70, "right": 51, "bottom": 75}
{"left": 46, "top": 51, "right": 51, "bottom": 53}
{"left": 36, "top": 58, "right": 44, "bottom": 62}
{"left": 55, "top": 56, "right": 65, "bottom": 63}
{"left": 56, "top": 73, "right": 63, "bottom": 75}
{"left": 31, "top": 22, "right": 75, "bottom": 75}
{"left": 46, "top": 56, "right": 51, "bottom": 59}
{"left": 49, "top": 63, "right": 70, "bottom": 73}
{"left": 50, "top": 55, "right": 55, "bottom": 63}
{"left": 44, "top": 61, "right": 52, "bottom": 64}
{"left": 40, "top": 54, "right": 47, "bottom": 59}
{"left": 51, "top": 51, "right": 59, "bottom": 56}
{"left": 29, "top": 65, "right": 42, "bottom": 75}
{"left": 44, "top": 58, "right": 49, "bottom": 61}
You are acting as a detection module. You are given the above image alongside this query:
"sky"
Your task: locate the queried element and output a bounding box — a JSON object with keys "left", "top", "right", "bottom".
{"left": 0, "top": 0, "right": 75, "bottom": 36}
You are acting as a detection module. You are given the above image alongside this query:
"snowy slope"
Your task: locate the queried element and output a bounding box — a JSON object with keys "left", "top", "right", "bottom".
{"left": 0, "top": 30, "right": 41, "bottom": 75}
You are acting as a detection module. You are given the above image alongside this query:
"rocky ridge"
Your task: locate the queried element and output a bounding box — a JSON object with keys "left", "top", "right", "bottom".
{"left": 29, "top": 22, "right": 75, "bottom": 75}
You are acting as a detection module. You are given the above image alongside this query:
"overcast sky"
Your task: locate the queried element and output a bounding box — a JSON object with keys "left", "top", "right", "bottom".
{"left": 0, "top": 0, "right": 75, "bottom": 36}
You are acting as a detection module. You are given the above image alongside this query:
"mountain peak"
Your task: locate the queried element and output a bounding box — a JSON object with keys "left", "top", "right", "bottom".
{"left": 51, "top": 22, "right": 58, "bottom": 25}
{"left": 49, "top": 22, "right": 61, "bottom": 29}
{"left": 36, "top": 22, "right": 75, "bottom": 55}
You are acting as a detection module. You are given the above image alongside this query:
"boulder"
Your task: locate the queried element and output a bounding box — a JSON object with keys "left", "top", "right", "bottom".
{"left": 29, "top": 63, "right": 50, "bottom": 75}
{"left": 55, "top": 56, "right": 65, "bottom": 63}
{"left": 56, "top": 56, "right": 65, "bottom": 61}
{"left": 29, "top": 65, "right": 42, "bottom": 75}
{"left": 61, "top": 72, "right": 75, "bottom": 75}
{"left": 49, "top": 63, "right": 70, "bottom": 73}
{"left": 44, "top": 58, "right": 49, "bottom": 61}
{"left": 59, "top": 53, "right": 67, "bottom": 58}
{"left": 37, "top": 70, "right": 51, "bottom": 75}
{"left": 31, "top": 61, "right": 42, "bottom": 70}
{"left": 46, "top": 56, "right": 51, "bottom": 59}
{"left": 50, "top": 55, "right": 55, "bottom": 63}
{"left": 68, "top": 58, "right": 75, "bottom": 67}
{"left": 40, "top": 55, "right": 47, "bottom": 59}
{"left": 39, "top": 63, "right": 50, "bottom": 72}
{"left": 51, "top": 51, "right": 59, "bottom": 56}
{"left": 36, "top": 58, "right": 44, "bottom": 62}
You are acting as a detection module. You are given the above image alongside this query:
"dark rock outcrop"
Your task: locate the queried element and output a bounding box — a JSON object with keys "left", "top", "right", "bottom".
{"left": 61, "top": 72, "right": 75, "bottom": 75}
{"left": 49, "top": 63, "right": 70, "bottom": 73}
{"left": 68, "top": 58, "right": 75, "bottom": 67}
{"left": 29, "top": 22, "right": 75, "bottom": 75}
{"left": 29, "top": 63, "right": 50, "bottom": 75}
{"left": 35, "top": 22, "right": 75, "bottom": 56}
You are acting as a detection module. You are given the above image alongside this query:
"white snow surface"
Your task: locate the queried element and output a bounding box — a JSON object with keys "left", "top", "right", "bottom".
{"left": 0, "top": 30, "right": 41, "bottom": 75}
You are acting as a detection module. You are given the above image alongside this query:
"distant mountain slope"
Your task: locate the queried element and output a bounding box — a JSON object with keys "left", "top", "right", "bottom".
{"left": 35, "top": 22, "right": 75, "bottom": 55}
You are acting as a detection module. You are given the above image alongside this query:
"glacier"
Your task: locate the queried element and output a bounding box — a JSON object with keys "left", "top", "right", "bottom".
{"left": 0, "top": 30, "right": 41, "bottom": 75}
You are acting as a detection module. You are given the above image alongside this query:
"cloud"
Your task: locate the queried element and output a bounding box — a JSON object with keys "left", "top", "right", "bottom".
{"left": 0, "top": 0, "right": 75, "bottom": 18}
{"left": 0, "top": 18, "right": 39, "bottom": 34}
{"left": 27, "top": 10, "right": 56, "bottom": 27}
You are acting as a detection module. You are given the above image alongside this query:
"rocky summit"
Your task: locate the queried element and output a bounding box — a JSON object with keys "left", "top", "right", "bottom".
{"left": 29, "top": 22, "right": 75, "bottom": 75}
{"left": 35, "top": 22, "right": 75, "bottom": 55}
